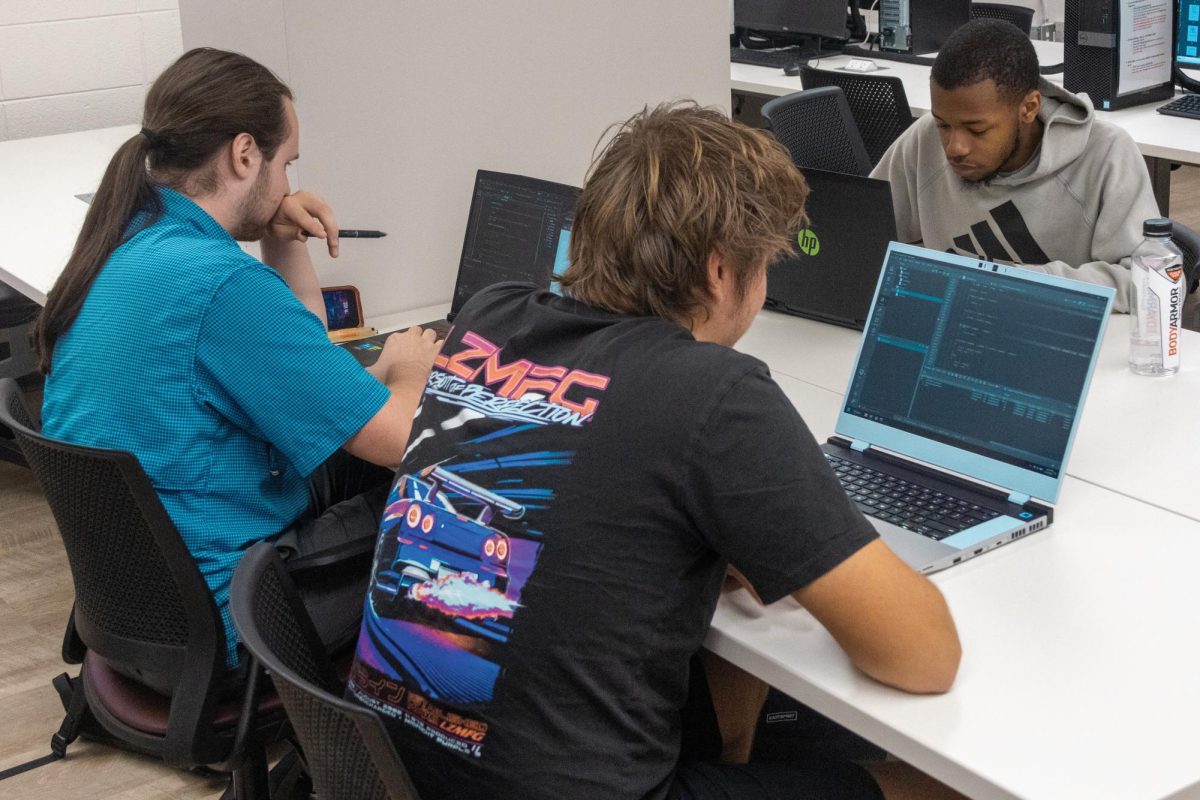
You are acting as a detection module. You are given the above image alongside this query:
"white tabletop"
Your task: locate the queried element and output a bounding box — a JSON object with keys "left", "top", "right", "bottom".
{"left": 375, "top": 302, "right": 1200, "bottom": 798}
{"left": 0, "top": 125, "right": 138, "bottom": 304}
{"left": 737, "top": 309, "right": 1200, "bottom": 523}
{"left": 732, "top": 44, "right": 1200, "bottom": 167}
{"left": 706, "top": 371, "right": 1200, "bottom": 800}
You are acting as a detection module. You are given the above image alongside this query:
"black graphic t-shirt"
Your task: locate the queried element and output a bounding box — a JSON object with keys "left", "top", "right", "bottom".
{"left": 347, "top": 282, "right": 877, "bottom": 800}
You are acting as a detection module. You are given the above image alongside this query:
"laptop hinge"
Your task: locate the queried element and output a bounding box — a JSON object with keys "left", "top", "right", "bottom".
{"left": 1007, "top": 490, "right": 1031, "bottom": 506}
{"left": 849, "top": 439, "right": 871, "bottom": 453}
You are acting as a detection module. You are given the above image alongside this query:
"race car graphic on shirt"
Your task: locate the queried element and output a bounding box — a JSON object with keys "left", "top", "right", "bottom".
{"left": 348, "top": 329, "right": 610, "bottom": 759}
{"left": 371, "top": 466, "right": 524, "bottom": 635}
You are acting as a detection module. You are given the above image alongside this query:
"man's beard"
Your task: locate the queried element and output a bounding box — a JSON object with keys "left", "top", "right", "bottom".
{"left": 231, "top": 164, "right": 275, "bottom": 241}
{"left": 958, "top": 125, "right": 1022, "bottom": 189}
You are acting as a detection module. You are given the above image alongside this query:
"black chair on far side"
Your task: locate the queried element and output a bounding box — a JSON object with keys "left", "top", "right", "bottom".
{"left": 1174, "top": 220, "right": 1200, "bottom": 294}
{"left": 231, "top": 541, "right": 421, "bottom": 800}
{"left": 969, "top": 2, "right": 1035, "bottom": 35}
{"left": 0, "top": 281, "right": 39, "bottom": 382}
{"left": 762, "top": 86, "right": 873, "bottom": 177}
{"left": 0, "top": 377, "right": 291, "bottom": 800}
{"left": 0, "top": 283, "right": 40, "bottom": 466}
{"left": 798, "top": 66, "right": 914, "bottom": 166}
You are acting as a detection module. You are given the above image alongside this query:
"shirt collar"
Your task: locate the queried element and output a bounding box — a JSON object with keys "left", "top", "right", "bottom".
{"left": 157, "top": 186, "right": 236, "bottom": 243}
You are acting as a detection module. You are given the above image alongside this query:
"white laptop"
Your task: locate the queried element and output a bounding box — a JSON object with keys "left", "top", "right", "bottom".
{"left": 821, "top": 242, "right": 1114, "bottom": 573}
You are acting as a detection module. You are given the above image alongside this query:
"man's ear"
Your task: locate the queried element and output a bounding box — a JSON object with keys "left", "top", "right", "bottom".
{"left": 1018, "top": 89, "right": 1041, "bottom": 125}
{"left": 706, "top": 250, "right": 730, "bottom": 303}
{"left": 227, "top": 132, "right": 261, "bottom": 181}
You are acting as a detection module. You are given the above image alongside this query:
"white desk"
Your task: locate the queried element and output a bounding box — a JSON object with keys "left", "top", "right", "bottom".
{"left": 708, "top": 390, "right": 1200, "bottom": 798}
{"left": 731, "top": 45, "right": 1200, "bottom": 212}
{"left": 0, "top": 125, "right": 138, "bottom": 304}
{"left": 705, "top": 362, "right": 1200, "bottom": 800}
{"left": 379, "top": 303, "right": 1200, "bottom": 798}
{"left": 737, "top": 309, "right": 1200, "bottom": 523}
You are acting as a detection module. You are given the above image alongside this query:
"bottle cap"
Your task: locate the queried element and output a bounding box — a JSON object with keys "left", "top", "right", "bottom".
{"left": 1143, "top": 217, "right": 1173, "bottom": 237}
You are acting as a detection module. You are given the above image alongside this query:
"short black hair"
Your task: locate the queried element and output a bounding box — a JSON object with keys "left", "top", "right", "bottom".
{"left": 931, "top": 19, "right": 1039, "bottom": 103}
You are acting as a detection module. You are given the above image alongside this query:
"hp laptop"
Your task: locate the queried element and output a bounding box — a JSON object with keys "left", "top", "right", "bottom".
{"left": 822, "top": 242, "right": 1114, "bottom": 573}
{"left": 343, "top": 170, "right": 579, "bottom": 365}
{"left": 765, "top": 168, "right": 898, "bottom": 330}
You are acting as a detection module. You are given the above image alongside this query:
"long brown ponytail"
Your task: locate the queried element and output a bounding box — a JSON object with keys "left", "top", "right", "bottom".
{"left": 34, "top": 48, "right": 293, "bottom": 374}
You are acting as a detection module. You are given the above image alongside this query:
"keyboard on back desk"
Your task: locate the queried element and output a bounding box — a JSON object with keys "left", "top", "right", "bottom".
{"left": 1156, "top": 93, "right": 1200, "bottom": 120}
{"left": 824, "top": 453, "right": 1000, "bottom": 540}
{"left": 730, "top": 46, "right": 799, "bottom": 69}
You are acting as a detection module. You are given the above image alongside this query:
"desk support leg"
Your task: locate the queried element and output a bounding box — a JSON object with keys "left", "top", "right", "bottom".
{"left": 1144, "top": 156, "right": 1171, "bottom": 217}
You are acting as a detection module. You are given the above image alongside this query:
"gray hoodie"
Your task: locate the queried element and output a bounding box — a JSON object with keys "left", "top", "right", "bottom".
{"left": 871, "top": 79, "right": 1160, "bottom": 312}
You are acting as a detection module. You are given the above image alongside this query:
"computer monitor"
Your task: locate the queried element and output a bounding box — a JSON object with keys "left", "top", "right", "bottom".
{"left": 734, "top": 0, "right": 851, "bottom": 44}
{"left": 1178, "top": 0, "right": 1200, "bottom": 67}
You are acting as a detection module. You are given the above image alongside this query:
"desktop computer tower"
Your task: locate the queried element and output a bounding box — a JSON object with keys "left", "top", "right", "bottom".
{"left": 1063, "top": 0, "right": 1175, "bottom": 110}
{"left": 878, "top": 0, "right": 970, "bottom": 54}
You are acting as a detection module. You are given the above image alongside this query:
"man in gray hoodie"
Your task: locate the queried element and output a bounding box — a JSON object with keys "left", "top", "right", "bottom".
{"left": 871, "top": 18, "right": 1160, "bottom": 312}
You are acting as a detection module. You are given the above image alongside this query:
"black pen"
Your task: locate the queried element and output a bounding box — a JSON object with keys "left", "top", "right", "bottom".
{"left": 338, "top": 229, "right": 387, "bottom": 238}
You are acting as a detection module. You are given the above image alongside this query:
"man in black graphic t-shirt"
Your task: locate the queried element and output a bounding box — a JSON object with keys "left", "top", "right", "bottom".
{"left": 348, "top": 104, "right": 962, "bottom": 800}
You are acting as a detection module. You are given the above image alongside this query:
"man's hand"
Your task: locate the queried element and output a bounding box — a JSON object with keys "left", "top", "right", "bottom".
{"left": 372, "top": 326, "right": 442, "bottom": 394}
{"left": 347, "top": 327, "right": 442, "bottom": 468}
{"left": 268, "top": 190, "right": 341, "bottom": 258}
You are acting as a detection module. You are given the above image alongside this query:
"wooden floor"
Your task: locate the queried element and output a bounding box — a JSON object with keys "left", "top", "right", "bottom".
{"left": 0, "top": 461, "right": 228, "bottom": 799}
{"left": 1, "top": 165, "right": 1199, "bottom": 799}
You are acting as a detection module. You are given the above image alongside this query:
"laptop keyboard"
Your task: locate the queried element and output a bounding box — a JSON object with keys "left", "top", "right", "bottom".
{"left": 825, "top": 453, "right": 1000, "bottom": 540}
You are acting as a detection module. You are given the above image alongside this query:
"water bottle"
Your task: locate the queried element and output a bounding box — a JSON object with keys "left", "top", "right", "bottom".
{"left": 1129, "top": 218, "right": 1184, "bottom": 376}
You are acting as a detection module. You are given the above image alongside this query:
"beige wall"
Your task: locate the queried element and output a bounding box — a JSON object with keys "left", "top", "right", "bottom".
{"left": 179, "top": 0, "right": 730, "bottom": 318}
{"left": 0, "top": 1, "right": 183, "bottom": 141}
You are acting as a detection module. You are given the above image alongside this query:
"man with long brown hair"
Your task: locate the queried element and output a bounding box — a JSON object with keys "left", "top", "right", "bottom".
{"left": 346, "top": 103, "right": 963, "bottom": 800}
{"left": 35, "top": 48, "right": 438, "bottom": 679}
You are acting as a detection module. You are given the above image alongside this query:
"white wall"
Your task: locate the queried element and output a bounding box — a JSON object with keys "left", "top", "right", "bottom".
{"left": 0, "top": 1, "right": 183, "bottom": 141}
{"left": 179, "top": 0, "right": 730, "bottom": 319}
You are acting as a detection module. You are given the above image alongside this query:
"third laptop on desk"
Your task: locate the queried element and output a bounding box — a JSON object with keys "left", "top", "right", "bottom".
{"left": 765, "top": 168, "right": 897, "bottom": 330}
{"left": 823, "top": 242, "right": 1114, "bottom": 573}
{"left": 343, "top": 169, "right": 579, "bottom": 366}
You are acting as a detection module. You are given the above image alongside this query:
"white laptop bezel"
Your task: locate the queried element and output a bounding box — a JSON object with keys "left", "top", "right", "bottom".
{"left": 835, "top": 242, "right": 1115, "bottom": 504}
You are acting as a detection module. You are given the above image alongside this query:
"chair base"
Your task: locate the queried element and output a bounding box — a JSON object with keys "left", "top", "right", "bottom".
{"left": 50, "top": 667, "right": 296, "bottom": 800}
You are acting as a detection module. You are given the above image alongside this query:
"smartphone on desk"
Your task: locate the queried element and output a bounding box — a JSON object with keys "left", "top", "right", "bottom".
{"left": 322, "top": 285, "right": 364, "bottom": 330}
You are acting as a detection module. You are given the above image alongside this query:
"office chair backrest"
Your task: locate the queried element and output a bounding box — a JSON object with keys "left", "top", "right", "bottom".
{"left": 0, "top": 373, "right": 35, "bottom": 465}
{"left": 761, "top": 86, "right": 873, "bottom": 177}
{"left": 0, "top": 282, "right": 40, "bottom": 381}
{"left": 1, "top": 376, "right": 35, "bottom": 429}
{"left": 1172, "top": 220, "right": 1200, "bottom": 294}
{"left": 969, "top": 2, "right": 1035, "bottom": 35}
{"left": 231, "top": 542, "right": 421, "bottom": 800}
{"left": 0, "top": 378, "right": 228, "bottom": 748}
{"left": 798, "top": 66, "right": 914, "bottom": 166}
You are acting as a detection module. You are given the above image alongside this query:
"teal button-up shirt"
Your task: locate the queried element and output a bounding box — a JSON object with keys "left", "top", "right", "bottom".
{"left": 44, "top": 187, "right": 390, "bottom": 665}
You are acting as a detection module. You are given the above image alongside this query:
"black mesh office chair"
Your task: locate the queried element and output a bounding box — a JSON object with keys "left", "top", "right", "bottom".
{"left": 0, "top": 284, "right": 39, "bottom": 466}
{"left": 1174, "top": 220, "right": 1200, "bottom": 294}
{"left": 762, "top": 87, "right": 873, "bottom": 176}
{"left": 231, "top": 542, "right": 422, "bottom": 800}
{"left": 0, "top": 377, "right": 287, "bottom": 799}
{"left": 798, "top": 66, "right": 914, "bottom": 166}
{"left": 969, "top": 2, "right": 1035, "bottom": 34}
{"left": 0, "top": 282, "right": 39, "bottom": 382}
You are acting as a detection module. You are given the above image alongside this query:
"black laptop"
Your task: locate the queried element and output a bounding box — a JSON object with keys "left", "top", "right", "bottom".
{"left": 343, "top": 170, "right": 579, "bottom": 365}
{"left": 765, "top": 168, "right": 898, "bottom": 330}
